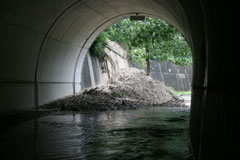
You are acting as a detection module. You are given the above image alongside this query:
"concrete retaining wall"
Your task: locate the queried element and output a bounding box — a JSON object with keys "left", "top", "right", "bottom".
{"left": 80, "top": 51, "right": 108, "bottom": 91}
{"left": 134, "top": 60, "right": 192, "bottom": 91}
{"left": 152, "top": 60, "right": 192, "bottom": 91}
{"left": 80, "top": 41, "right": 130, "bottom": 92}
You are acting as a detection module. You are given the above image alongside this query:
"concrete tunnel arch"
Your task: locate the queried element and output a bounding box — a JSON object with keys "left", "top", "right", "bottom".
{"left": 73, "top": 13, "right": 191, "bottom": 94}
{"left": 32, "top": 0, "right": 194, "bottom": 107}
{"left": 1, "top": 0, "right": 239, "bottom": 159}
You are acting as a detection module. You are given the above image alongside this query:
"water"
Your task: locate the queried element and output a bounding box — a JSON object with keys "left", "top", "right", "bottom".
{"left": 0, "top": 107, "right": 193, "bottom": 160}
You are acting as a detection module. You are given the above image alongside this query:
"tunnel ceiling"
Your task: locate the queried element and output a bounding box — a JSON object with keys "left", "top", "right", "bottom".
{"left": 0, "top": 0, "right": 194, "bottom": 109}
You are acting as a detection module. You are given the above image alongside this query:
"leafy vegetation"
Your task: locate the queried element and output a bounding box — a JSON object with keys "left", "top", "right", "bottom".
{"left": 90, "top": 32, "right": 108, "bottom": 62}
{"left": 90, "top": 17, "right": 192, "bottom": 71}
{"left": 112, "top": 91, "right": 125, "bottom": 98}
{"left": 175, "top": 90, "right": 192, "bottom": 95}
{"left": 168, "top": 87, "right": 191, "bottom": 96}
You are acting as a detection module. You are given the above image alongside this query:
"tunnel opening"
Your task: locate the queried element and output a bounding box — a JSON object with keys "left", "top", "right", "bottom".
{"left": 37, "top": 16, "right": 193, "bottom": 112}
{"left": 87, "top": 16, "right": 193, "bottom": 105}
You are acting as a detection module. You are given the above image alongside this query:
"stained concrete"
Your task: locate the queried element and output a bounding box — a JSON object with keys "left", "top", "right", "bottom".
{"left": 80, "top": 53, "right": 92, "bottom": 90}
{"left": 90, "top": 54, "right": 101, "bottom": 85}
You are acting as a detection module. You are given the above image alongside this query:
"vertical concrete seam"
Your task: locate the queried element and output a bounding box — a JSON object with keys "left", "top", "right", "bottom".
{"left": 86, "top": 52, "right": 96, "bottom": 87}
{"left": 175, "top": 73, "right": 180, "bottom": 91}
{"left": 158, "top": 61, "right": 165, "bottom": 83}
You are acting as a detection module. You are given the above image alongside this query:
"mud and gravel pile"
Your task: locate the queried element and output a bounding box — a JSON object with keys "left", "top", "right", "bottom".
{"left": 41, "top": 68, "right": 185, "bottom": 111}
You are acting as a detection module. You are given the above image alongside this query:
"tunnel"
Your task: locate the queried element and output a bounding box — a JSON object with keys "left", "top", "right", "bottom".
{"left": 0, "top": 0, "right": 239, "bottom": 159}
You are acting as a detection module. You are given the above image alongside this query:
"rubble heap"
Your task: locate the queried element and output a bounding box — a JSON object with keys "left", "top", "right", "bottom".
{"left": 41, "top": 68, "right": 184, "bottom": 111}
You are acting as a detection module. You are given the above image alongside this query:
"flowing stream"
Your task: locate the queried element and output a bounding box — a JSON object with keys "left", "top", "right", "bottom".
{"left": 0, "top": 107, "right": 193, "bottom": 160}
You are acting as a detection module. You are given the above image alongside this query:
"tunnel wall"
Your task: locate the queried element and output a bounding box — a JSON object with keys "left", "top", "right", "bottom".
{"left": 37, "top": 51, "right": 105, "bottom": 106}
{"left": 180, "top": 0, "right": 240, "bottom": 159}
{"left": 196, "top": 1, "right": 240, "bottom": 159}
{"left": 39, "top": 50, "right": 106, "bottom": 105}
{"left": 0, "top": 0, "right": 82, "bottom": 113}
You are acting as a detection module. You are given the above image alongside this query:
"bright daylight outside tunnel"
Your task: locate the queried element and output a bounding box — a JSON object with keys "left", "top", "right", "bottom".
{"left": 0, "top": 0, "right": 239, "bottom": 160}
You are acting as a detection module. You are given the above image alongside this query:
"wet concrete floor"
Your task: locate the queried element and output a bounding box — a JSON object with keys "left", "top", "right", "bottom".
{"left": 0, "top": 107, "right": 193, "bottom": 160}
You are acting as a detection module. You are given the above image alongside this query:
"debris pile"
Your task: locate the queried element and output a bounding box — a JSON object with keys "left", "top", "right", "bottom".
{"left": 41, "top": 68, "right": 185, "bottom": 111}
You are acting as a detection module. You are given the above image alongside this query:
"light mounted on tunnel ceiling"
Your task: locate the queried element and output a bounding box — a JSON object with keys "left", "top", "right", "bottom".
{"left": 130, "top": 13, "right": 145, "bottom": 21}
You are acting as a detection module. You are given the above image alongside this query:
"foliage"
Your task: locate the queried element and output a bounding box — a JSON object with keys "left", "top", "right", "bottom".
{"left": 168, "top": 87, "right": 191, "bottom": 96}
{"left": 112, "top": 92, "right": 125, "bottom": 98}
{"left": 90, "top": 32, "right": 108, "bottom": 61}
{"left": 90, "top": 17, "right": 192, "bottom": 66}
{"left": 176, "top": 90, "right": 192, "bottom": 95}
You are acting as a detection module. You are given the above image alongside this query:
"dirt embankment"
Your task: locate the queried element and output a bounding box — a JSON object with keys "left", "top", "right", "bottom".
{"left": 40, "top": 68, "right": 184, "bottom": 112}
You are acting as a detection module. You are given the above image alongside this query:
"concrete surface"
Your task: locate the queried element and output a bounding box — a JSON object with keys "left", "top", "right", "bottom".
{"left": 152, "top": 60, "right": 192, "bottom": 91}
{"left": 134, "top": 60, "right": 192, "bottom": 91}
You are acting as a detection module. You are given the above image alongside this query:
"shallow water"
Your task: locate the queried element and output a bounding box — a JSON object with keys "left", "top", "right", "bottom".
{"left": 0, "top": 107, "right": 193, "bottom": 160}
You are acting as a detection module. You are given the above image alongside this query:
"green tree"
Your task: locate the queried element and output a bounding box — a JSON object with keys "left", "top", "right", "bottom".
{"left": 91, "top": 17, "right": 192, "bottom": 75}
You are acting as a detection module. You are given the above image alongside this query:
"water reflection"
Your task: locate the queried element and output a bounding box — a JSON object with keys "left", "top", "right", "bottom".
{"left": 0, "top": 107, "right": 192, "bottom": 160}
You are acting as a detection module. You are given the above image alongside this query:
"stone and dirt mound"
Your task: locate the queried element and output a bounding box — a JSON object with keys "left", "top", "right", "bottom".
{"left": 40, "top": 68, "right": 185, "bottom": 112}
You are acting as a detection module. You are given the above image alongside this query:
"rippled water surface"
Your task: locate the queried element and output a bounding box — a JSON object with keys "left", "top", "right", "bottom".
{"left": 0, "top": 107, "right": 193, "bottom": 160}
